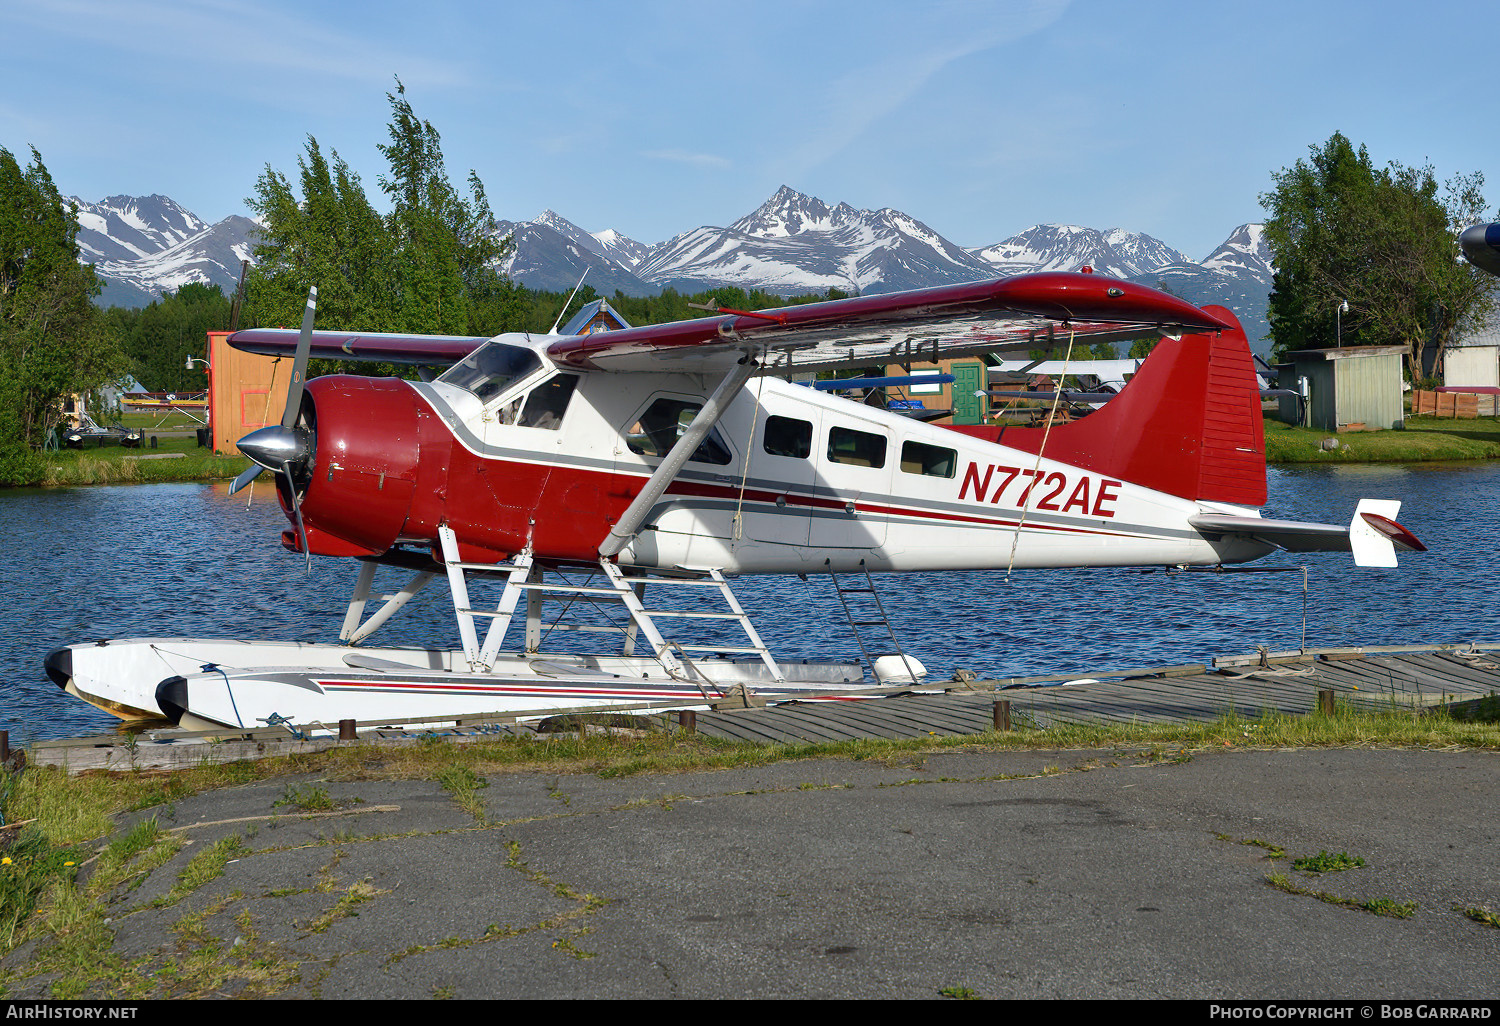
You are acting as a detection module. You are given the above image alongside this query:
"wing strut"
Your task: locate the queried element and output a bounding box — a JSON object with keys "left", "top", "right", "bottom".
{"left": 599, "top": 353, "right": 760, "bottom": 559}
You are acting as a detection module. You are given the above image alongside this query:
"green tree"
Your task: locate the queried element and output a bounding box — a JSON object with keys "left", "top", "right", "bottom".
{"left": 246, "top": 82, "right": 515, "bottom": 344}
{"left": 0, "top": 146, "right": 125, "bottom": 483}
{"left": 377, "top": 79, "right": 511, "bottom": 334}
{"left": 1261, "top": 132, "right": 1497, "bottom": 369}
{"left": 119, "top": 282, "right": 232, "bottom": 392}
{"left": 246, "top": 137, "right": 396, "bottom": 331}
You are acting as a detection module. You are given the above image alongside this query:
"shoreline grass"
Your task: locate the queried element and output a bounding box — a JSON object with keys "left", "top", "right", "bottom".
{"left": 36, "top": 433, "right": 243, "bottom": 487}
{"left": 1264, "top": 413, "right": 1500, "bottom": 463}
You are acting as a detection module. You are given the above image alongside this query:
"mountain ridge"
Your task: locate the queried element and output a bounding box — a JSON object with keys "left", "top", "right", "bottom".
{"left": 67, "top": 185, "right": 1274, "bottom": 350}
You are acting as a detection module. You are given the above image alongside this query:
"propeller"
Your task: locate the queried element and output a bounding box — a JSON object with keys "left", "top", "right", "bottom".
{"left": 229, "top": 286, "right": 318, "bottom": 571}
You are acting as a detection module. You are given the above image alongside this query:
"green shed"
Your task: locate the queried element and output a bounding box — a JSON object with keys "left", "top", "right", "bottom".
{"left": 1279, "top": 346, "right": 1406, "bottom": 431}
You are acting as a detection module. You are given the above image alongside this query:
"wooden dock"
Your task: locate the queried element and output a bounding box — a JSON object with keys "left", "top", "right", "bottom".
{"left": 683, "top": 643, "right": 1500, "bottom": 743}
{"left": 24, "top": 643, "right": 1500, "bottom": 773}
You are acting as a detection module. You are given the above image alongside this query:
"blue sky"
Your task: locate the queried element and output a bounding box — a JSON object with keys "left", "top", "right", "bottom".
{"left": 2, "top": 0, "right": 1496, "bottom": 260}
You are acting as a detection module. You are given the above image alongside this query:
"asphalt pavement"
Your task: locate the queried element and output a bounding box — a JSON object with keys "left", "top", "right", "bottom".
{"left": 3, "top": 744, "right": 1497, "bottom": 1000}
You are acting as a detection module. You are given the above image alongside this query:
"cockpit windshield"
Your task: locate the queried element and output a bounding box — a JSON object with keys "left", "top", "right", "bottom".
{"left": 437, "top": 342, "right": 541, "bottom": 402}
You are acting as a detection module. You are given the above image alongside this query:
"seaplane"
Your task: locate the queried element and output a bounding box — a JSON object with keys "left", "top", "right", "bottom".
{"left": 44, "top": 270, "right": 1426, "bottom": 731}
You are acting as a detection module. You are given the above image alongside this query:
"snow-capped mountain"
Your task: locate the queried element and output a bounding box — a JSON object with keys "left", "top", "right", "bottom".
{"left": 93, "top": 215, "right": 259, "bottom": 308}
{"left": 70, "top": 194, "right": 210, "bottom": 265}
{"left": 491, "top": 214, "right": 657, "bottom": 297}
{"left": 67, "top": 187, "right": 1274, "bottom": 352}
{"left": 590, "top": 228, "right": 650, "bottom": 270}
{"left": 968, "top": 224, "right": 1195, "bottom": 279}
{"left": 636, "top": 185, "right": 995, "bottom": 295}
{"left": 67, "top": 194, "right": 258, "bottom": 306}
{"left": 1200, "top": 223, "right": 1274, "bottom": 284}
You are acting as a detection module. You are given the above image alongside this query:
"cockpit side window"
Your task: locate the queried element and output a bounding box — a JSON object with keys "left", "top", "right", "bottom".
{"left": 437, "top": 342, "right": 541, "bottom": 402}
{"left": 516, "top": 373, "right": 578, "bottom": 430}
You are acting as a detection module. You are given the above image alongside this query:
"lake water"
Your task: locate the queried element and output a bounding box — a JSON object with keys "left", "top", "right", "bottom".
{"left": 3, "top": 462, "right": 1493, "bottom": 742}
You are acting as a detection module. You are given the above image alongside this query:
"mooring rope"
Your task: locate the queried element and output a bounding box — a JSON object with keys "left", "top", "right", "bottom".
{"left": 1005, "top": 327, "right": 1076, "bottom": 582}
{"left": 730, "top": 348, "right": 768, "bottom": 544}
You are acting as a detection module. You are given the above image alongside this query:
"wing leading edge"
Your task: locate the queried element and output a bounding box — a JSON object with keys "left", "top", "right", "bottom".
{"left": 226, "top": 271, "right": 1229, "bottom": 375}
{"left": 546, "top": 272, "right": 1234, "bottom": 373}
{"left": 227, "top": 329, "right": 489, "bottom": 365}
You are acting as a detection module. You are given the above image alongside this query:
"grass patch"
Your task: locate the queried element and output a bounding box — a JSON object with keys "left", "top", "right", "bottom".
{"left": 272, "top": 783, "right": 336, "bottom": 813}
{"left": 8, "top": 705, "right": 1499, "bottom": 851}
{"left": 436, "top": 764, "right": 489, "bottom": 824}
{"left": 37, "top": 434, "right": 243, "bottom": 487}
{"left": 1264, "top": 414, "right": 1500, "bottom": 463}
{"left": 0, "top": 830, "right": 87, "bottom": 952}
{"left": 0, "top": 703, "right": 1492, "bottom": 990}
{"left": 151, "top": 834, "right": 250, "bottom": 910}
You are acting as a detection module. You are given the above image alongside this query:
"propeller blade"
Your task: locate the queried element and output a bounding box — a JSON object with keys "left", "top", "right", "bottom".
{"left": 228, "top": 463, "right": 264, "bottom": 495}
{"left": 281, "top": 285, "right": 318, "bottom": 430}
{"left": 282, "top": 462, "right": 312, "bottom": 574}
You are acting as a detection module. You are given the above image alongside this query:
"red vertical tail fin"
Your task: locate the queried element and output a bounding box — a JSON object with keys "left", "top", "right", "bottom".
{"left": 948, "top": 306, "right": 1266, "bottom": 506}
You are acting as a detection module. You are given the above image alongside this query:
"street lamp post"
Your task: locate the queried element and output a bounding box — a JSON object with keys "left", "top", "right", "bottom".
{"left": 1336, "top": 300, "right": 1348, "bottom": 347}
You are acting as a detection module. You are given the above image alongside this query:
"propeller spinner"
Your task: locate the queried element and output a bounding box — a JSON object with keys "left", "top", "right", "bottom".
{"left": 229, "top": 286, "right": 319, "bottom": 570}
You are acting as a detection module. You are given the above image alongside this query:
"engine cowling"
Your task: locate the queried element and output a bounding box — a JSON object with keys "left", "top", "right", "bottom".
{"left": 279, "top": 376, "right": 430, "bottom": 557}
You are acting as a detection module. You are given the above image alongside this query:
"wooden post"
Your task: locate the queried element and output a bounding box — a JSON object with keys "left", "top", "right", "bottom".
{"left": 678, "top": 710, "right": 696, "bottom": 734}
{"left": 992, "top": 700, "right": 1011, "bottom": 732}
{"left": 338, "top": 719, "right": 356, "bottom": 741}
{"left": 1318, "top": 690, "right": 1335, "bottom": 716}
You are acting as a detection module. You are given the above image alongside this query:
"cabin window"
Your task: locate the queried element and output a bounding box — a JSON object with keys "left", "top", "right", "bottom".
{"left": 900, "top": 440, "right": 957, "bottom": 478}
{"left": 827, "top": 425, "right": 886, "bottom": 469}
{"left": 763, "top": 416, "right": 812, "bottom": 459}
{"left": 626, "top": 398, "right": 733, "bottom": 466}
{"left": 514, "top": 373, "right": 578, "bottom": 429}
{"left": 438, "top": 341, "right": 541, "bottom": 402}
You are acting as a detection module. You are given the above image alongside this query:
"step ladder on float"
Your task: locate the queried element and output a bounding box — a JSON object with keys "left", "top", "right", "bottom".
{"left": 338, "top": 525, "right": 787, "bottom": 685}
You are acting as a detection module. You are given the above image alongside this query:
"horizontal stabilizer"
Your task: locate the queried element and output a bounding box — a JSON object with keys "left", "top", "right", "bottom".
{"left": 1190, "top": 499, "right": 1426, "bottom": 567}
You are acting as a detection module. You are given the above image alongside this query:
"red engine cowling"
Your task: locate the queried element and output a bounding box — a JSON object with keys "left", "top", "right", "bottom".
{"left": 277, "top": 376, "right": 434, "bottom": 557}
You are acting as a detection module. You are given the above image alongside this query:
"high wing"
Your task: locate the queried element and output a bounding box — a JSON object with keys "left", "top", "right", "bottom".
{"left": 227, "top": 329, "right": 488, "bottom": 365}
{"left": 547, "top": 272, "right": 1232, "bottom": 374}
{"left": 226, "top": 272, "right": 1230, "bottom": 375}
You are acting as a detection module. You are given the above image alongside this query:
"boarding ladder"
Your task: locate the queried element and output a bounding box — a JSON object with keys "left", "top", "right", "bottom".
{"left": 826, "top": 559, "right": 920, "bottom": 684}
{"left": 435, "top": 526, "right": 785, "bottom": 682}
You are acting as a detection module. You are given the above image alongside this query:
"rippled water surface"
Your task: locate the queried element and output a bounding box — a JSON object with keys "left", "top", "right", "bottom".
{"left": 2, "top": 463, "right": 1493, "bottom": 741}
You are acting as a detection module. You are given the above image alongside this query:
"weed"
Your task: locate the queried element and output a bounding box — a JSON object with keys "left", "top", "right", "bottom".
{"left": 1292, "top": 850, "right": 1365, "bottom": 874}
{"left": 436, "top": 764, "right": 489, "bottom": 823}
{"left": 1266, "top": 873, "right": 1415, "bottom": 918}
{"left": 151, "top": 834, "right": 249, "bottom": 910}
{"left": 272, "top": 783, "right": 335, "bottom": 813}
{"left": 940, "top": 985, "right": 980, "bottom": 1000}
{"left": 304, "top": 879, "right": 385, "bottom": 935}
{"left": 1455, "top": 905, "right": 1500, "bottom": 928}
{"left": 0, "top": 830, "right": 86, "bottom": 952}
{"left": 550, "top": 936, "right": 596, "bottom": 960}
{"left": 1215, "top": 835, "right": 1287, "bottom": 859}
{"left": 1359, "top": 897, "right": 1416, "bottom": 918}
